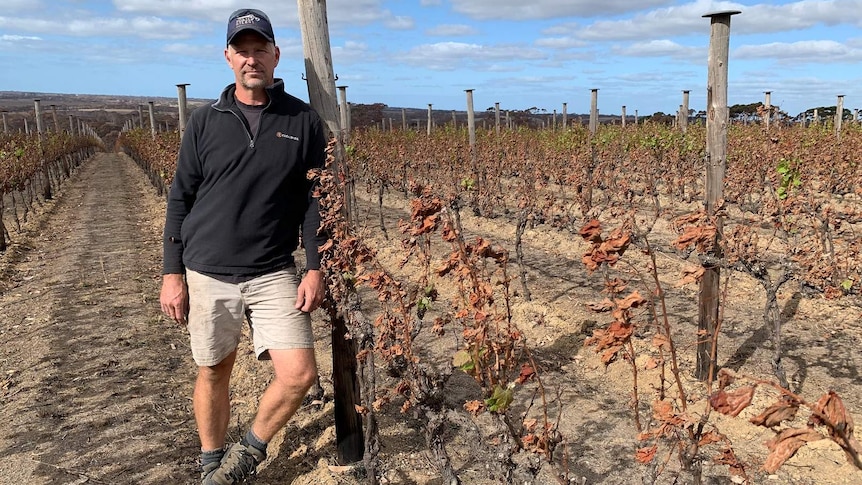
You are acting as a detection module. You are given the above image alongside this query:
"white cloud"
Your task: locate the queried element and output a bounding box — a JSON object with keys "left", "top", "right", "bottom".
{"left": 426, "top": 24, "right": 478, "bottom": 37}
{"left": 332, "top": 40, "right": 372, "bottom": 65}
{"left": 449, "top": 0, "right": 673, "bottom": 20}
{"left": 397, "top": 42, "right": 545, "bottom": 71}
{"left": 735, "top": 40, "right": 862, "bottom": 63}
{"left": 0, "top": 34, "right": 42, "bottom": 42}
{"left": 0, "top": 15, "right": 209, "bottom": 40}
{"left": 384, "top": 15, "right": 415, "bottom": 30}
{"left": 535, "top": 37, "right": 587, "bottom": 49}
{"left": 113, "top": 0, "right": 402, "bottom": 28}
{"left": 569, "top": 0, "right": 862, "bottom": 42}
{"left": 613, "top": 40, "right": 704, "bottom": 61}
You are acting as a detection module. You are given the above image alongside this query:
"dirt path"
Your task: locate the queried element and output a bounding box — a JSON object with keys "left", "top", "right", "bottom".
{"left": 0, "top": 153, "right": 199, "bottom": 484}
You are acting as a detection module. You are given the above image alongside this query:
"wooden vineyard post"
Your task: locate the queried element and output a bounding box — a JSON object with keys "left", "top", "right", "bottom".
{"left": 836, "top": 94, "right": 845, "bottom": 139}
{"left": 635, "top": 109, "right": 639, "bottom": 125}
{"left": 680, "top": 90, "right": 690, "bottom": 132}
{"left": 562, "top": 102, "right": 568, "bottom": 129}
{"left": 426, "top": 104, "right": 432, "bottom": 136}
{"left": 589, "top": 88, "right": 598, "bottom": 135}
{"left": 401, "top": 108, "right": 407, "bottom": 131}
{"left": 176, "top": 84, "right": 190, "bottom": 137}
{"left": 337, "top": 85, "right": 350, "bottom": 142}
{"left": 1, "top": 111, "right": 7, "bottom": 133}
{"left": 697, "top": 10, "right": 739, "bottom": 381}
{"left": 465, "top": 89, "right": 477, "bottom": 175}
{"left": 621, "top": 105, "right": 627, "bottom": 127}
{"left": 34, "top": 99, "right": 44, "bottom": 137}
{"left": 494, "top": 102, "right": 501, "bottom": 135}
{"left": 68, "top": 115, "right": 75, "bottom": 135}
{"left": 33, "top": 99, "right": 52, "bottom": 200}
{"left": 297, "top": 0, "right": 364, "bottom": 466}
{"left": 50, "top": 105, "right": 60, "bottom": 133}
{"left": 148, "top": 101, "right": 157, "bottom": 139}
{"left": 764, "top": 91, "right": 772, "bottom": 131}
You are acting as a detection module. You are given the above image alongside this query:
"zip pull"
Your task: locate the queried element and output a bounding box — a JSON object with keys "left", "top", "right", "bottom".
{"left": 249, "top": 138, "right": 255, "bottom": 149}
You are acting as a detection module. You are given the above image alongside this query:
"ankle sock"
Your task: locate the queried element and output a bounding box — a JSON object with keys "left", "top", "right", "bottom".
{"left": 242, "top": 429, "right": 268, "bottom": 455}
{"left": 201, "top": 448, "right": 225, "bottom": 467}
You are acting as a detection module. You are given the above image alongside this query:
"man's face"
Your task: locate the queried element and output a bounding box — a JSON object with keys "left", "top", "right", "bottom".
{"left": 225, "top": 31, "right": 280, "bottom": 91}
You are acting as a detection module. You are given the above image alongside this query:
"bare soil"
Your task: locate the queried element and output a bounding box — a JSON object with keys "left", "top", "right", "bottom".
{"left": 0, "top": 152, "right": 860, "bottom": 485}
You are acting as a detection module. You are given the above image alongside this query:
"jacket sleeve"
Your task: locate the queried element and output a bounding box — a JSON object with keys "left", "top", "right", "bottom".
{"left": 163, "top": 114, "right": 203, "bottom": 274}
{"left": 301, "top": 114, "right": 329, "bottom": 271}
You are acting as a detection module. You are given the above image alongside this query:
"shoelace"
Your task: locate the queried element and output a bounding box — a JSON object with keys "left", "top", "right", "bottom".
{"left": 225, "top": 448, "right": 258, "bottom": 480}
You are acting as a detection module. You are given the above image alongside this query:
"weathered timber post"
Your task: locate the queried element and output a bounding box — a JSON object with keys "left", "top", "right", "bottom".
{"left": 137, "top": 104, "right": 144, "bottom": 129}
{"left": 465, "top": 89, "right": 477, "bottom": 174}
{"left": 697, "top": 10, "right": 740, "bottom": 381}
{"left": 451, "top": 110, "right": 456, "bottom": 128}
{"left": 33, "top": 99, "right": 53, "bottom": 199}
{"left": 1, "top": 111, "right": 7, "bottom": 133}
{"left": 297, "top": 0, "right": 364, "bottom": 466}
{"left": 401, "top": 108, "right": 406, "bottom": 131}
{"left": 50, "top": 105, "right": 60, "bottom": 133}
{"left": 763, "top": 91, "right": 772, "bottom": 131}
{"left": 34, "top": 100, "right": 44, "bottom": 138}
{"left": 589, "top": 88, "right": 599, "bottom": 135}
{"left": 562, "top": 102, "right": 568, "bottom": 129}
{"left": 176, "top": 84, "right": 190, "bottom": 137}
{"left": 835, "top": 94, "right": 845, "bottom": 138}
{"left": 621, "top": 105, "right": 627, "bottom": 127}
{"left": 337, "top": 86, "right": 350, "bottom": 142}
{"left": 427, "top": 104, "right": 433, "bottom": 136}
{"left": 24, "top": 117, "right": 30, "bottom": 135}
{"left": 148, "top": 101, "right": 157, "bottom": 139}
{"left": 494, "top": 102, "right": 501, "bottom": 135}
{"left": 68, "top": 115, "right": 75, "bottom": 135}
{"left": 635, "top": 109, "right": 639, "bottom": 125}
{"left": 813, "top": 108, "right": 819, "bottom": 126}
{"left": 854, "top": 109, "right": 859, "bottom": 124}
{"left": 681, "top": 90, "right": 690, "bottom": 132}
{"left": 552, "top": 109, "right": 557, "bottom": 131}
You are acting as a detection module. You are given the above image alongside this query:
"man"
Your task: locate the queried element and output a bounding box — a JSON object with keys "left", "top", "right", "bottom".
{"left": 159, "top": 8, "right": 328, "bottom": 484}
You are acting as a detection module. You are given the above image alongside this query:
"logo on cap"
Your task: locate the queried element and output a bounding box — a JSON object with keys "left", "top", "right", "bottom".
{"left": 227, "top": 8, "right": 275, "bottom": 45}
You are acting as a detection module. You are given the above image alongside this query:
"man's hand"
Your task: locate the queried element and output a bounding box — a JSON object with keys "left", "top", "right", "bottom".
{"left": 295, "top": 269, "right": 326, "bottom": 313}
{"left": 160, "top": 273, "right": 189, "bottom": 324}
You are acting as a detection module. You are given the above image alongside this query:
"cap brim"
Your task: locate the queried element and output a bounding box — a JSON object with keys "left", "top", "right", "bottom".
{"left": 227, "top": 27, "right": 274, "bottom": 45}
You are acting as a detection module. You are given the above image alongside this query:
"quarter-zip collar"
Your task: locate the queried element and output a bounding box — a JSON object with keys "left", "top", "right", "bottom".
{"left": 212, "top": 80, "right": 282, "bottom": 148}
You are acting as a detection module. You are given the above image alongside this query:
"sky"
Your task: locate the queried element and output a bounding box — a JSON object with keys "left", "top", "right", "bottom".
{"left": 1, "top": 0, "right": 860, "bottom": 117}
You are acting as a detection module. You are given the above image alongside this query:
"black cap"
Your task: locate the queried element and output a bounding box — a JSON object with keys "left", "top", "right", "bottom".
{"left": 226, "top": 8, "right": 275, "bottom": 45}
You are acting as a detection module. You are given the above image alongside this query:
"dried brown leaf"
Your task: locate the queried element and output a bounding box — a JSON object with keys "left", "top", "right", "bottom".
{"left": 586, "top": 298, "right": 615, "bottom": 312}
{"left": 709, "top": 386, "right": 756, "bottom": 417}
{"left": 676, "top": 266, "right": 705, "bottom": 287}
{"left": 635, "top": 444, "right": 658, "bottom": 464}
{"left": 762, "top": 427, "right": 824, "bottom": 473}
{"left": 579, "top": 219, "right": 603, "bottom": 243}
{"left": 750, "top": 398, "right": 799, "bottom": 428}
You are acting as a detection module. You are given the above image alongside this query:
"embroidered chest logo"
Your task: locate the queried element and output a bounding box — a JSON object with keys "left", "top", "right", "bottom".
{"left": 276, "top": 132, "right": 300, "bottom": 141}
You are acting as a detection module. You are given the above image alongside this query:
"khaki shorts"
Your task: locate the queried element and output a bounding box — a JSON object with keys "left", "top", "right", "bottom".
{"left": 186, "top": 268, "right": 313, "bottom": 367}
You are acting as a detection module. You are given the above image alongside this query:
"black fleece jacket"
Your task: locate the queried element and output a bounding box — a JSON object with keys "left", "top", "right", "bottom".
{"left": 163, "top": 80, "right": 327, "bottom": 276}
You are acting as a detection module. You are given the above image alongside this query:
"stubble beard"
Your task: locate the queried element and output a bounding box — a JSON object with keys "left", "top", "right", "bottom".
{"left": 241, "top": 72, "right": 269, "bottom": 90}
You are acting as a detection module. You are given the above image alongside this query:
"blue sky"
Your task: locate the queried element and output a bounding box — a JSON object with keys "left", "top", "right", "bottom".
{"left": 1, "top": 0, "right": 860, "bottom": 117}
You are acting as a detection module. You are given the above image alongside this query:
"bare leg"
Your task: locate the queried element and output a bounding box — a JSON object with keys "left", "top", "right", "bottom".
{"left": 194, "top": 350, "right": 237, "bottom": 450}
{"left": 251, "top": 348, "right": 317, "bottom": 442}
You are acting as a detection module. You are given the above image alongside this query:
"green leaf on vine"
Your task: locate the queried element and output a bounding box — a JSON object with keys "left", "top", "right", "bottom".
{"left": 485, "top": 384, "right": 514, "bottom": 413}
{"left": 453, "top": 350, "right": 474, "bottom": 371}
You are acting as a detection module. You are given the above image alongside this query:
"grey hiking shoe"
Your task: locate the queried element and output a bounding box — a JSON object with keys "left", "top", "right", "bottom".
{"left": 201, "top": 461, "right": 220, "bottom": 484}
{"left": 207, "top": 441, "right": 266, "bottom": 484}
